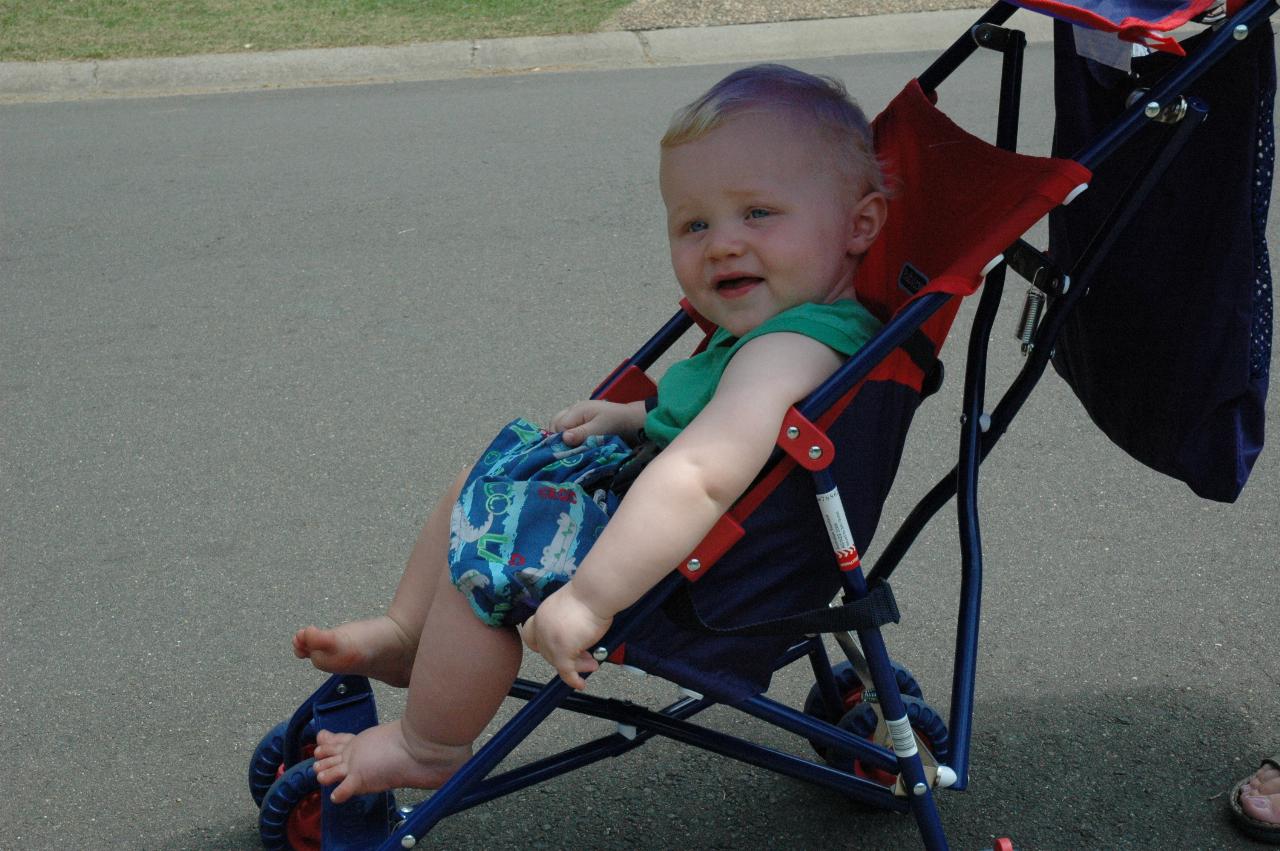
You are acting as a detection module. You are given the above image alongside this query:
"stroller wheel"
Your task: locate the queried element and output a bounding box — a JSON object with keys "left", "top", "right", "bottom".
{"left": 802, "top": 661, "right": 923, "bottom": 758}
{"left": 249, "top": 722, "right": 288, "bottom": 807}
{"left": 249, "top": 719, "right": 319, "bottom": 807}
{"left": 259, "top": 758, "right": 322, "bottom": 851}
{"left": 832, "top": 695, "right": 951, "bottom": 786}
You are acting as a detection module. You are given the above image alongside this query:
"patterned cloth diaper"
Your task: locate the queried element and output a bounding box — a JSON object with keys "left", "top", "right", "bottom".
{"left": 448, "top": 419, "right": 633, "bottom": 627}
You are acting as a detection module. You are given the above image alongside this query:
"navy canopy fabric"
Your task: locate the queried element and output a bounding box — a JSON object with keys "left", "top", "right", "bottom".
{"left": 1049, "top": 23, "right": 1275, "bottom": 502}
{"left": 1008, "top": 0, "right": 1217, "bottom": 52}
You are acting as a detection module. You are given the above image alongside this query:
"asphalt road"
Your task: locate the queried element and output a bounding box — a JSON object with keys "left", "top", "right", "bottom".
{"left": 3, "top": 47, "right": 1278, "bottom": 850}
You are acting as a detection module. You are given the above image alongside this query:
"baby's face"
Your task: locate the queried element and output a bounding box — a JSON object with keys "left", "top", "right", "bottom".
{"left": 659, "top": 109, "right": 876, "bottom": 338}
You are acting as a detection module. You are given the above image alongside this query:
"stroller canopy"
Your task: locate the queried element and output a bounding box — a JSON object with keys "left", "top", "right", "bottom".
{"left": 1011, "top": 0, "right": 1221, "bottom": 51}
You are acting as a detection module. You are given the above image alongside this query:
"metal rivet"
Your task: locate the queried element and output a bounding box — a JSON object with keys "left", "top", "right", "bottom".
{"left": 335, "top": 684, "right": 348, "bottom": 696}
{"left": 400, "top": 835, "right": 417, "bottom": 849}
{"left": 1144, "top": 101, "right": 1161, "bottom": 118}
{"left": 808, "top": 446, "right": 823, "bottom": 460}
{"left": 592, "top": 646, "right": 608, "bottom": 662}
{"left": 913, "top": 782, "right": 928, "bottom": 796}
{"left": 686, "top": 558, "right": 702, "bottom": 572}
{"left": 1234, "top": 23, "right": 1249, "bottom": 39}
{"left": 786, "top": 426, "right": 800, "bottom": 440}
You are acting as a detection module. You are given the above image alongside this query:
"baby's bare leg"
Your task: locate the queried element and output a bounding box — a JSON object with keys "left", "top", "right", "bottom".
{"left": 293, "top": 468, "right": 470, "bottom": 687}
{"left": 313, "top": 567, "right": 522, "bottom": 803}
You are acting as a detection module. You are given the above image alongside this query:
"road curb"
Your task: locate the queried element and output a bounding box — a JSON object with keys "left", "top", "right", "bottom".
{"left": 0, "top": 9, "right": 1053, "bottom": 103}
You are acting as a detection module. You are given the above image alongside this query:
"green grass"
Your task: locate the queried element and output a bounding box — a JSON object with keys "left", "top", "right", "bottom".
{"left": 0, "top": 0, "right": 634, "bottom": 62}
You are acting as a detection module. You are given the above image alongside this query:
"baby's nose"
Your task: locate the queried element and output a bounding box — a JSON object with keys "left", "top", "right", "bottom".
{"left": 705, "top": 225, "right": 746, "bottom": 259}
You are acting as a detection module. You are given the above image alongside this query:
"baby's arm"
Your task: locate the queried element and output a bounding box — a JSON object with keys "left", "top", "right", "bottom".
{"left": 524, "top": 332, "right": 844, "bottom": 688}
{"left": 551, "top": 399, "right": 648, "bottom": 446}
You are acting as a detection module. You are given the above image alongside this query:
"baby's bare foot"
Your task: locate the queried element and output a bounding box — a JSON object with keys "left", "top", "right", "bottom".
{"left": 292, "top": 617, "right": 416, "bottom": 687}
{"left": 313, "top": 724, "right": 470, "bottom": 804}
{"left": 1241, "top": 764, "right": 1280, "bottom": 826}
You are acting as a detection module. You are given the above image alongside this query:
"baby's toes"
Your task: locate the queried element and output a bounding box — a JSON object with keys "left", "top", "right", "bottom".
{"left": 316, "top": 729, "right": 351, "bottom": 746}
{"left": 329, "top": 776, "right": 359, "bottom": 804}
{"left": 314, "top": 730, "right": 352, "bottom": 758}
{"left": 314, "top": 755, "right": 346, "bottom": 783}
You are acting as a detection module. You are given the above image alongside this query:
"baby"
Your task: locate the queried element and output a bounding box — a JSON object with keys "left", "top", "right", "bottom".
{"left": 293, "top": 62, "right": 888, "bottom": 805}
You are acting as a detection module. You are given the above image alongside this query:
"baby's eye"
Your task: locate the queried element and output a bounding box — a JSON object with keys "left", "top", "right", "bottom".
{"left": 748, "top": 208, "right": 771, "bottom": 220}
{"left": 687, "top": 220, "right": 708, "bottom": 233}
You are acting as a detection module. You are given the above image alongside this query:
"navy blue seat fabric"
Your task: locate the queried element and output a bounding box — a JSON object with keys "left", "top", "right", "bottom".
{"left": 623, "top": 380, "right": 922, "bottom": 703}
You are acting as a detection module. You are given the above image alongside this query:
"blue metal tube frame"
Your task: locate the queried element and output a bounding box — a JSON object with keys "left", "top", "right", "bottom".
{"left": 735, "top": 693, "right": 900, "bottom": 775}
{"left": 380, "top": 570, "right": 689, "bottom": 849}
{"left": 806, "top": 636, "right": 851, "bottom": 726}
{"left": 381, "top": 672, "right": 575, "bottom": 849}
{"left": 521, "top": 669, "right": 907, "bottom": 792}
{"left": 592, "top": 308, "right": 693, "bottom": 400}
{"left": 453, "top": 692, "right": 711, "bottom": 811}
{"left": 815, "top": 470, "right": 950, "bottom": 850}
{"left": 511, "top": 640, "right": 902, "bottom": 774}
{"left": 918, "top": 2, "right": 1019, "bottom": 94}
{"left": 868, "top": 98, "right": 1216, "bottom": 593}
{"left": 374, "top": 235, "right": 968, "bottom": 850}
{"left": 556, "top": 689, "right": 910, "bottom": 809}
{"left": 339, "top": 10, "right": 1279, "bottom": 847}
{"left": 628, "top": 710, "right": 908, "bottom": 809}
{"left": 799, "top": 292, "right": 954, "bottom": 420}
{"left": 948, "top": 18, "right": 1023, "bottom": 786}
{"left": 948, "top": 266, "right": 1007, "bottom": 788}
{"left": 1072, "top": 0, "right": 1277, "bottom": 170}
{"left": 375, "top": 564, "right": 936, "bottom": 849}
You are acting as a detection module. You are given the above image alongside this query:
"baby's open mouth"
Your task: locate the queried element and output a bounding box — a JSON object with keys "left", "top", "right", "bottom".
{"left": 716, "top": 276, "right": 762, "bottom": 292}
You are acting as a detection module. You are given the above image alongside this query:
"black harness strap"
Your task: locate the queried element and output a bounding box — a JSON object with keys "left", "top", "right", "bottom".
{"left": 900, "top": 328, "right": 938, "bottom": 376}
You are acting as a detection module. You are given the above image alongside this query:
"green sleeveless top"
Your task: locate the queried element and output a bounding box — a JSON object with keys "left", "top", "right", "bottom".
{"left": 643, "top": 299, "right": 882, "bottom": 448}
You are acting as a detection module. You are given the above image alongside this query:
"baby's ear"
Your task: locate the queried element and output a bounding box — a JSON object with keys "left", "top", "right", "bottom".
{"left": 847, "top": 192, "right": 888, "bottom": 255}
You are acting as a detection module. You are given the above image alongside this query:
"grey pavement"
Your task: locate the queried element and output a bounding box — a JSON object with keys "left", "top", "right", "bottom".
{"left": 0, "top": 8, "right": 1052, "bottom": 103}
{"left": 2, "top": 25, "right": 1277, "bottom": 851}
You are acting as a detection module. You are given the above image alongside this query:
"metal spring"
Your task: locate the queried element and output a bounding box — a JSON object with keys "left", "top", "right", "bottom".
{"left": 1016, "top": 287, "right": 1047, "bottom": 355}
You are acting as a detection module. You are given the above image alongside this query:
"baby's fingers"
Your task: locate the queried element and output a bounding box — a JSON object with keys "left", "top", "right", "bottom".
{"left": 550, "top": 404, "right": 589, "bottom": 433}
{"left": 561, "top": 427, "right": 590, "bottom": 447}
{"left": 520, "top": 617, "right": 541, "bottom": 653}
{"left": 555, "top": 651, "right": 598, "bottom": 691}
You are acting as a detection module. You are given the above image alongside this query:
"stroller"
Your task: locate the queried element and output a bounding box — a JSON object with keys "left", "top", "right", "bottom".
{"left": 247, "top": 0, "right": 1277, "bottom": 847}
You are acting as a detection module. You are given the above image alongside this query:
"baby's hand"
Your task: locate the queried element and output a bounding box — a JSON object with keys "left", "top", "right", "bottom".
{"left": 551, "top": 400, "right": 644, "bottom": 447}
{"left": 521, "top": 584, "right": 613, "bottom": 690}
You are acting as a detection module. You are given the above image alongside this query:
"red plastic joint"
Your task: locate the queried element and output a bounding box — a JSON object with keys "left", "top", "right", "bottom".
{"left": 678, "top": 513, "right": 745, "bottom": 582}
{"left": 595, "top": 364, "right": 657, "bottom": 405}
{"left": 679, "top": 298, "right": 718, "bottom": 336}
{"left": 777, "top": 408, "right": 835, "bottom": 471}
{"left": 678, "top": 298, "right": 718, "bottom": 356}
{"left": 606, "top": 644, "right": 626, "bottom": 665}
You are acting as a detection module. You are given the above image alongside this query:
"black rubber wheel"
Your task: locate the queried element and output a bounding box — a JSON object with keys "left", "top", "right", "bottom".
{"left": 802, "top": 661, "right": 923, "bottom": 758}
{"left": 249, "top": 721, "right": 289, "bottom": 807}
{"left": 250, "top": 718, "right": 320, "bottom": 807}
{"left": 830, "top": 695, "right": 951, "bottom": 783}
{"left": 258, "top": 758, "right": 322, "bottom": 851}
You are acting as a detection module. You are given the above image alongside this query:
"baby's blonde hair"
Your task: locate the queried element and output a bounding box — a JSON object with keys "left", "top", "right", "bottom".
{"left": 662, "top": 64, "right": 885, "bottom": 196}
